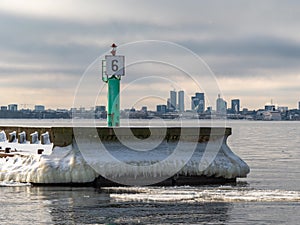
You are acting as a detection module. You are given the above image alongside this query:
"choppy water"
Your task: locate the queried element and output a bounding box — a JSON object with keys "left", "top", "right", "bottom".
{"left": 0, "top": 120, "right": 299, "bottom": 224}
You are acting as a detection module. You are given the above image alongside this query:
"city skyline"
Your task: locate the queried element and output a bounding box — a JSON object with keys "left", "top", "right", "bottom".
{"left": 0, "top": 1, "right": 300, "bottom": 110}
{"left": 1, "top": 92, "right": 299, "bottom": 121}
{"left": 1, "top": 92, "right": 299, "bottom": 112}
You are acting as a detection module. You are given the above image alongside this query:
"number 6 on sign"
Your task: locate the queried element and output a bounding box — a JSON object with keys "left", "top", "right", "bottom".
{"left": 105, "top": 55, "right": 125, "bottom": 76}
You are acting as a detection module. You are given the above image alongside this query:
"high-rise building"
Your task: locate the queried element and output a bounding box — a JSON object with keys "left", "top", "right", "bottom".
{"left": 167, "top": 98, "right": 171, "bottom": 110}
{"left": 298, "top": 101, "right": 300, "bottom": 110}
{"left": 178, "top": 90, "right": 184, "bottom": 112}
{"left": 216, "top": 94, "right": 227, "bottom": 115}
{"left": 231, "top": 99, "right": 240, "bottom": 114}
{"left": 191, "top": 92, "right": 205, "bottom": 113}
{"left": 191, "top": 96, "right": 199, "bottom": 111}
{"left": 195, "top": 93, "right": 205, "bottom": 113}
{"left": 170, "top": 90, "right": 177, "bottom": 111}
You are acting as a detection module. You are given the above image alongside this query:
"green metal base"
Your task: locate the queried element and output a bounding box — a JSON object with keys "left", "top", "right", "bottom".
{"left": 107, "top": 76, "right": 120, "bottom": 127}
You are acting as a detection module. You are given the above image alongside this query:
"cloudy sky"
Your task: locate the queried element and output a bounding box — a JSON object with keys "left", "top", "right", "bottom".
{"left": 0, "top": 0, "right": 299, "bottom": 110}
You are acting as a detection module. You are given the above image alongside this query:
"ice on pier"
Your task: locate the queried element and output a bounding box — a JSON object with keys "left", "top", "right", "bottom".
{"left": 18, "top": 131, "right": 26, "bottom": 144}
{"left": 0, "top": 131, "right": 7, "bottom": 142}
{"left": 0, "top": 136, "right": 250, "bottom": 185}
{"left": 83, "top": 139, "right": 249, "bottom": 182}
{"left": 0, "top": 145, "right": 97, "bottom": 183}
{"left": 41, "top": 132, "right": 51, "bottom": 145}
{"left": 30, "top": 131, "right": 39, "bottom": 144}
{"left": 9, "top": 131, "right": 17, "bottom": 143}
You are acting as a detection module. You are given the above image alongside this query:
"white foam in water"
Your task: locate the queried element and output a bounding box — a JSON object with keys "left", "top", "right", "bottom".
{"left": 0, "top": 181, "right": 31, "bottom": 187}
{"left": 106, "top": 186, "right": 300, "bottom": 203}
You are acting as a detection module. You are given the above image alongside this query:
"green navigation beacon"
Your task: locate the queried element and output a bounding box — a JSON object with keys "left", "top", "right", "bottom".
{"left": 102, "top": 43, "right": 125, "bottom": 127}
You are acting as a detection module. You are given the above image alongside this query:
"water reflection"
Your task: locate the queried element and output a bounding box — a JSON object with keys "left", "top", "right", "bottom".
{"left": 31, "top": 186, "right": 232, "bottom": 225}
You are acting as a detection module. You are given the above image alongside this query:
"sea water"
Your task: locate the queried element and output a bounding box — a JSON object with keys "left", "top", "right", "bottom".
{"left": 0, "top": 120, "right": 299, "bottom": 224}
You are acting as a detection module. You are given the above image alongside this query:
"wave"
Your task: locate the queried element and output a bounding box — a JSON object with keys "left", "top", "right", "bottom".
{"left": 104, "top": 186, "right": 300, "bottom": 203}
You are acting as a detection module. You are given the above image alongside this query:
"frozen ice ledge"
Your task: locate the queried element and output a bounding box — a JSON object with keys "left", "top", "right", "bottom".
{"left": 0, "top": 126, "right": 250, "bottom": 186}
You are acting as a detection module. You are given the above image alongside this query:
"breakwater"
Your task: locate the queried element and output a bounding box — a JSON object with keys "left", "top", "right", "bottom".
{"left": 0, "top": 126, "right": 250, "bottom": 186}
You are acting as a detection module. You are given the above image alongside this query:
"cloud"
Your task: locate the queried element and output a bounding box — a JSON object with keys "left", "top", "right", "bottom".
{"left": 0, "top": 0, "right": 299, "bottom": 109}
{"left": 218, "top": 74, "right": 300, "bottom": 109}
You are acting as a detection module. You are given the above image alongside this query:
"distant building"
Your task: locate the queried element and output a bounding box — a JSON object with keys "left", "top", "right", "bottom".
{"left": 167, "top": 98, "right": 171, "bottom": 111}
{"left": 170, "top": 90, "right": 177, "bottom": 111}
{"left": 94, "top": 105, "right": 107, "bottom": 119}
{"left": 191, "top": 96, "right": 199, "bottom": 111}
{"left": 95, "top": 105, "right": 106, "bottom": 112}
{"left": 34, "top": 105, "right": 45, "bottom": 112}
{"left": 278, "top": 106, "right": 288, "bottom": 113}
{"left": 270, "top": 111, "right": 282, "bottom": 120}
{"left": 265, "top": 104, "right": 275, "bottom": 111}
{"left": 298, "top": 101, "right": 300, "bottom": 110}
{"left": 216, "top": 94, "right": 227, "bottom": 115}
{"left": 141, "top": 106, "right": 147, "bottom": 112}
{"left": 8, "top": 104, "right": 18, "bottom": 111}
{"left": 196, "top": 93, "right": 205, "bottom": 113}
{"left": 70, "top": 108, "right": 77, "bottom": 113}
{"left": 206, "top": 106, "right": 212, "bottom": 114}
{"left": 242, "top": 108, "right": 249, "bottom": 115}
{"left": 191, "top": 92, "right": 205, "bottom": 113}
{"left": 178, "top": 90, "right": 184, "bottom": 112}
{"left": 0, "top": 106, "right": 7, "bottom": 111}
{"left": 231, "top": 99, "right": 240, "bottom": 114}
{"left": 157, "top": 105, "right": 167, "bottom": 114}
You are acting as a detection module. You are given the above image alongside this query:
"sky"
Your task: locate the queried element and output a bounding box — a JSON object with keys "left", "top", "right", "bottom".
{"left": 0, "top": 0, "right": 299, "bottom": 110}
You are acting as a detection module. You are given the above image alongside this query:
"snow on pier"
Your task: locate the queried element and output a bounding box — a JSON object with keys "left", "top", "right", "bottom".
{"left": 0, "top": 126, "right": 250, "bottom": 186}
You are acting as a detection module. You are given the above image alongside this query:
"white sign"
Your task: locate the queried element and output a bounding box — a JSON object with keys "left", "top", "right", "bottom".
{"left": 105, "top": 55, "right": 125, "bottom": 76}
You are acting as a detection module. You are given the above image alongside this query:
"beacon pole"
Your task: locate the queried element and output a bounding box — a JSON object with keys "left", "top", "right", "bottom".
{"left": 102, "top": 43, "right": 125, "bottom": 127}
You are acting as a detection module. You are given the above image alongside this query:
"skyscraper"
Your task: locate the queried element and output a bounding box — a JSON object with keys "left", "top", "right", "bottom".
{"left": 191, "top": 92, "right": 205, "bottom": 113}
{"left": 178, "top": 90, "right": 184, "bottom": 112}
{"left": 167, "top": 98, "right": 171, "bottom": 110}
{"left": 216, "top": 94, "right": 227, "bottom": 115}
{"left": 191, "top": 96, "right": 199, "bottom": 111}
{"left": 170, "top": 90, "right": 177, "bottom": 111}
{"left": 298, "top": 101, "right": 300, "bottom": 110}
{"left": 195, "top": 93, "right": 205, "bottom": 113}
{"left": 231, "top": 99, "right": 240, "bottom": 114}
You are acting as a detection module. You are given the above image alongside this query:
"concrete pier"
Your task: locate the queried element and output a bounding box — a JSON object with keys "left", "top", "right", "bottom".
{"left": 0, "top": 126, "right": 231, "bottom": 145}
{"left": 0, "top": 126, "right": 250, "bottom": 186}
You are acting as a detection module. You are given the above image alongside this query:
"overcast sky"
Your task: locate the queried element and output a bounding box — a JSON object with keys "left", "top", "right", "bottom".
{"left": 0, "top": 0, "right": 299, "bottom": 110}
